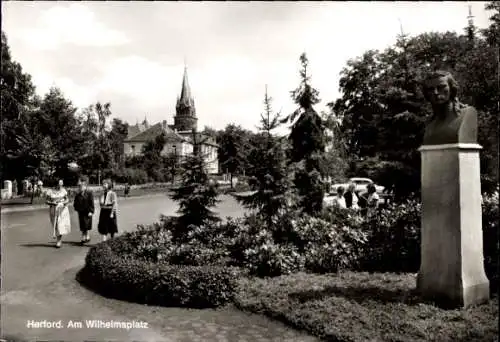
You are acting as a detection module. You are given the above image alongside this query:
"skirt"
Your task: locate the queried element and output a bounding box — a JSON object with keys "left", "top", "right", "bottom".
{"left": 78, "top": 213, "right": 93, "bottom": 232}
{"left": 98, "top": 208, "right": 118, "bottom": 235}
{"left": 49, "top": 205, "right": 71, "bottom": 237}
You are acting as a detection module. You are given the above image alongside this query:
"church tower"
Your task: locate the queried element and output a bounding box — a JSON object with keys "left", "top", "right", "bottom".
{"left": 174, "top": 65, "right": 198, "bottom": 131}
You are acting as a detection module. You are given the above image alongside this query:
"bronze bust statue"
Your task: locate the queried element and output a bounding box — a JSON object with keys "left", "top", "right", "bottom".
{"left": 422, "top": 70, "right": 478, "bottom": 145}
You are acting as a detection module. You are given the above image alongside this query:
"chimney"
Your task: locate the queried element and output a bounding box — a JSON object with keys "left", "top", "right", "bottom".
{"left": 162, "top": 120, "right": 167, "bottom": 130}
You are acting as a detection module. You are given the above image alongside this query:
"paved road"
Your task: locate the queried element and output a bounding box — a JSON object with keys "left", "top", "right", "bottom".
{"left": 1, "top": 194, "right": 318, "bottom": 342}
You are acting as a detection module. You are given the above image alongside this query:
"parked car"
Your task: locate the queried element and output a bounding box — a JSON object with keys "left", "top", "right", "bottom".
{"left": 330, "top": 177, "right": 384, "bottom": 194}
{"left": 348, "top": 177, "right": 385, "bottom": 193}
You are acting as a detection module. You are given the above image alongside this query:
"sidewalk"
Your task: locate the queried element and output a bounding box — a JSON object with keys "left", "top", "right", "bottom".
{"left": 1, "top": 193, "right": 167, "bottom": 214}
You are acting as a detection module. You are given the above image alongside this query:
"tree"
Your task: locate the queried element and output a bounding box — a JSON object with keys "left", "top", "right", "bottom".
{"left": 0, "top": 31, "right": 36, "bottom": 182}
{"left": 170, "top": 128, "right": 220, "bottom": 241}
{"left": 164, "top": 152, "right": 180, "bottom": 184}
{"left": 482, "top": 1, "right": 500, "bottom": 47}
{"left": 108, "top": 118, "right": 129, "bottom": 169}
{"left": 76, "top": 102, "right": 115, "bottom": 183}
{"left": 142, "top": 132, "right": 167, "bottom": 181}
{"left": 14, "top": 111, "right": 57, "bottom": 203}
{"left": 334, "top": 30, "right": 499, "bottom": 198}
{"left": 218, "top": 124, "right": 250, "bottom": 187}
{"left": 237, "top": 86, "right": 295, "bottom": 226}
{"left": 36, "top": 87, "right": 84, "bottom": 185}
{"left": 283, "top": 53, "right": 326, "bottom": 214}
{"left": 321, "top": 109, "right": 349, "bottom": 183}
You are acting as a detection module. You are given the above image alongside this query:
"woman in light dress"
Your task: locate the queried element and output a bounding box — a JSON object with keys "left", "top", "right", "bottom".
{"left": 97, "top": 179, "right": 118, "bottom": 242}
{"left": 44, "top": 179, "right": 71, "bottom": 248}
{"left": 333, "top": 186, "right": 347, "bottom": 209}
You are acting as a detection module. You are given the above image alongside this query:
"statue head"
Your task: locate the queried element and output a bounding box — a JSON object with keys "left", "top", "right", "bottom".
{"left": 422, "top": 70, "right": 459, "bottom": 106}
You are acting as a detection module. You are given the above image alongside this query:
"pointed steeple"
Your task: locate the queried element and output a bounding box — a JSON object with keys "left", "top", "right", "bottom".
{"left": 178, "top": 64, "right": 194, "bottom": 109}
{"left": 174, "top": 63, "right": 198, "bottom": 132}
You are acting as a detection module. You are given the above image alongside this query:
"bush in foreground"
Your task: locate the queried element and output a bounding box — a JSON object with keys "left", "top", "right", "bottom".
{"left": 77, "top": 236, "right": 240, "bottom": 308}
{"left": 359, "top": 194, "right": 499, "bottom": 291}
{"left": 234, "top": 272, "right": 498, "bottom": 342}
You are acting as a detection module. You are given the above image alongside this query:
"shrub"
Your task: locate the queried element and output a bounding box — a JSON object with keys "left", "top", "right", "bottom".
{"left": 357, "top": 194, "right": 499, "bottom": 293}
{"left": 125, "top": 216, "right": 240, "bottom": 267}
{"left": 78, "top": 235, "right": 241, "bottom": 308}
{"left": 482, "top": 191, "right": 499, "bottom": 289}
{"left": 290, "top": 213, "right": 368, "bottom": 274}
{"left": 230, "top": 212, "right": 368, "bottom": 277}
{"left": 359, "top": 199, "right": 421, "bottom": 273}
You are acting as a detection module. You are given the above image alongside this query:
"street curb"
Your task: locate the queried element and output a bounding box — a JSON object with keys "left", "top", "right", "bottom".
{"left": 1, "top": 192, "right": 240, "bottom": 214}
{"left": 1, "top": 193, "right": 168, "bottom": 214}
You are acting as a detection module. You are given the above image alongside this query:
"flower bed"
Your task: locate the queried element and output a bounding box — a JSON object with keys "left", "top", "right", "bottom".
{"left": 77, "top": 233, "right": 242, "bottom": 308}
{"left": 234, "top": 272, "right": 499, "bottom": 342}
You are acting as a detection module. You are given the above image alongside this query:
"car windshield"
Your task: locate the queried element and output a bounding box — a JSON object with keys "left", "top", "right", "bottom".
{"left": 351, "top": 179, "right": 371, "bottom": 185}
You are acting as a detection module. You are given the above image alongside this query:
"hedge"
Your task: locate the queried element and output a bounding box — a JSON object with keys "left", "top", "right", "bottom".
{"left": 77, "top": 235, "right": 242, "bottom": 308}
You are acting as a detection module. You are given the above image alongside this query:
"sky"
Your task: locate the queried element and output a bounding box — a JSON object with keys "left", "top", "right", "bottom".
{"left": 2, "top": 1, "right": 493, "bottom": 133}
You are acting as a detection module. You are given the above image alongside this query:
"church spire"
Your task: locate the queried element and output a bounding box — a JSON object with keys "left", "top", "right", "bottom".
{"left": 178, "top": 64, "right": 194, "bottom": 108}
{"left": 174, "top": 63, "right": 198, "bottom": 131}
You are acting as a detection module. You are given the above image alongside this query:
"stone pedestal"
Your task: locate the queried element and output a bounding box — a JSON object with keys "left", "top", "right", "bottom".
{"left": 3, "top": 180, "right": 12, "bottom": 199}
{"left": 417, "top": 143, "right": 489, "bottom": 308}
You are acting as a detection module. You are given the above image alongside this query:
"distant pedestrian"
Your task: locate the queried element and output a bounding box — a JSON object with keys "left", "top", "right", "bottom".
{"left": 12, "top": 179, "right": 18, "bottom": 197}
{"left": 74, "top": 176, "right": 94, "bottom": 244}
{"left": 344, "top": 183, "right": 359, "bottom": 210}
{"left": 36, "top": 180, "right": 43, "bottom": 196}
{"left": 44, "top": 179, "right": 71, "bottom": 248}
{"left": 333, "top": 186, "right": 347, "bottom": 209}
{"left": 124, "top": 183, "right": 130, "bottom": 197}
{"left": 98, "top": 179, "right": 118, "bottom": 242}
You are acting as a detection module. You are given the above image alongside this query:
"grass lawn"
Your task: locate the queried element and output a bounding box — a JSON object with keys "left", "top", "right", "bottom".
{"left": 234, "top": 272, "right": 498, "bottom": 342}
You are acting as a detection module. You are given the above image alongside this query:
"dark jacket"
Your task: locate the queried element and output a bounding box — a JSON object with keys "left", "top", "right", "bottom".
{"left": 74, "top": 190, "right": 95, "bottom": 215}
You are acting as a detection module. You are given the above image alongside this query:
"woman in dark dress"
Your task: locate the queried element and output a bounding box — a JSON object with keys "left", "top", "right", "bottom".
{"left": 98, "top": 179, "right": 118, "bottom": 241}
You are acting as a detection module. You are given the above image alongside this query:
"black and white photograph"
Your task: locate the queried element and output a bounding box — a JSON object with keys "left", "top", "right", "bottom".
{"left": 1, "top": 1, "right": 499, "bottom": 341}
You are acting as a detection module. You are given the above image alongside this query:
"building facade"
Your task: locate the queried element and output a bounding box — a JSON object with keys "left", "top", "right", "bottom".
{"left": 124, "top": 66, "right": 219, "bottom": 174}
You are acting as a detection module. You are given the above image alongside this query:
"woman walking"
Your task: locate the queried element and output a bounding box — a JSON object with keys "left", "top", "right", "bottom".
{"left": 98, "top": 179, "right": 118, "bottom": 241}
{"left": 74, "top": 176, "right": 94, "bottom": 244}
{"left": 44, "top": 179, "right": 71, "bottom": 248}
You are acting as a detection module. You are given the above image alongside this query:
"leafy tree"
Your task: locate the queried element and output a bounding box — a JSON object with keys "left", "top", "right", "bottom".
{"left": 15, "top": 111, "right": 57, "bottom": 202}
{"left": 218, "top": 124, "right": 250, "bottom": 187}
{"left": 36, "top": 87, "right": 84, "bottom": 184}
{"left": 0, "top": 31, "right": 36, "bottom": 182}
{"left": 76, "top": 102, "right": 115, "bottom": 183}
{"left": 482, "top": 1, "right": 500, "bottom": 47}
{"left": 142, "top": 132, "right": 167, "bottom": 181}
{"left": 283, "top": 53, "right": 326, "bottom": 214}
{"left": 108, "top": 118, "right": 129, "bottom": 169}
{"left": 334, "top": 30, "right": 499, "bottom": 198}
{"left": 237, "top": 86, "right": 295, "bottom": 226}
{"left": 164, "top": 152, "right": 180, "bottom": 184}
{"left": 170, "top": 128, "right": 220, "bottom": 240}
